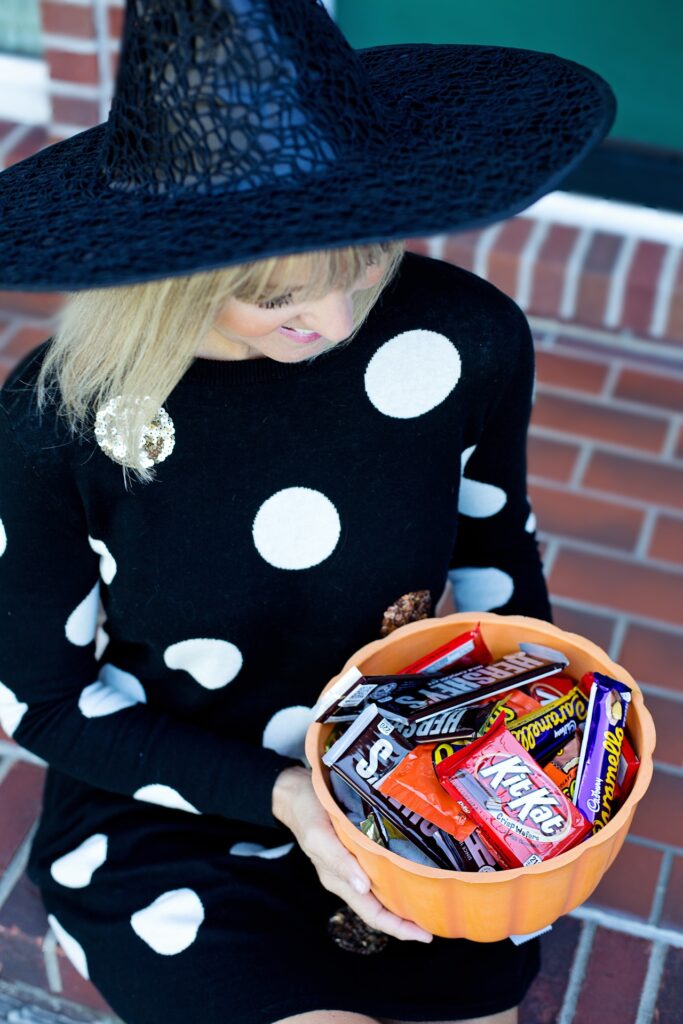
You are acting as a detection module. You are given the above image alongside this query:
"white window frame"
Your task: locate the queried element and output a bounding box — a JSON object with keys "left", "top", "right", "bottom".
{"left": 0, "top": 52, "right": 49, "bottom": 124}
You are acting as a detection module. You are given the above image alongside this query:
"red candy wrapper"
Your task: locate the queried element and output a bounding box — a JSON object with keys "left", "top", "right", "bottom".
{"left": 436, "top": 716, "right": 592, "bottom": 868}
{"left": 398, "top": 625, "right": 492, "bottom": 675}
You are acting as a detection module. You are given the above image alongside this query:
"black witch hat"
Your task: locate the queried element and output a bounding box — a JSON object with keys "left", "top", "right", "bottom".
{"left": 0, "top": 0, "right": 615, "bottom": 291}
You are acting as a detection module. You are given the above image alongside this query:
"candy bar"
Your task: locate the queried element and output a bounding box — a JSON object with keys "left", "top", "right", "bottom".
{"left": 377, "top": 742, "right": 476, "bottom": 841}
{"left": 615, "top": 733, "right": 639, "bottom": 803}
{"left": 509, "top": 687, "right": 589, "bottom": 765}
{"left": 322, "top": 705, "right": 463, "bottom": 868}
{"left": 398, "top": 703, "right": 489, "bottom": 744}
{"left": 436, "top": 716, "right": 592, "bottom": 868}
{"left": 369, "top": 649, "right": 568, "bottom": 725}
{"left": 397, "top": 624, "right": 492, "bottom": 675}
{"left": 543, "top": 737, "right": 581, "bottom": 798}
{"left": 477, "top": 689, "right": 541, "bottom": 735}
{"left": 574, "top": 673, "right": 632, "bottom": 832}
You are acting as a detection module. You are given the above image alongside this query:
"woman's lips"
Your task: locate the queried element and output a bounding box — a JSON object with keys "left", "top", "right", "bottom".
{"left": 277, "top": 325, "right": 322, "bottom": 343}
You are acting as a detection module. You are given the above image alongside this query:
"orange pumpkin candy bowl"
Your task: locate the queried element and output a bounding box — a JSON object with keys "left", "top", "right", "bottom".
{"left": 304, "top": 612, "right": 656, "bottom": 943}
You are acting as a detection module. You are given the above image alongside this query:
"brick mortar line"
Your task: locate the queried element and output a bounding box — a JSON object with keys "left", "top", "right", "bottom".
{"left": 640, "top": 682, "right": 683, "bottom": 706}
{"left": 515, "top": 219, "right": 550, "bottom": 310}
{"left": 42, "top": 34, "right": 100, "bottom": 54}
{"left": 528, "top": 316, "right": 683, "bottom": 362}
{"left": 566, "top": 442, "right": 593, "bottom": 490}
{"left": 535, "top": 378, "right": 683, "bottom": 421}
{"left": 539, "top": 531, "right": 683, "bottom": 578}
{"left": 649, "top": 849, "right": 674, "bottom": 927}
{"left": 651, "top": 246, "right": 683, "bottom": 338}
{"left": 570, "top": 905, "right": 683, "bottom": 948}
{"left": 662, "top": 414, "right": 683, "bottom": 459}
{"left": 628, "top": 834, "right": 683, "bottom": 856}
{"left": 427, "top": 235, "right": 446, "bottom": 259}
{"left": 557, "top": 919, "right": 596, "bottom": 1024}
{"left": 558, "top": 227, "right": 593, "bottom": 321}
{"left": 604, "top": 235, "right": 638, "bottom": 330}
{"left": 93, "top": 0, "right": 115, "bottom": 123}
{"left": 42, "top": 927, "right": 63, "bottom": 995}
{"left": 0, "top": 820, "right": 38, "bottom": 913}
{"left": 549, "top": 593, "right": 683, "bottom": 638}
{"left": 634, "top": 508, "right": 659, "bottom": 561}
{"left": 0, "top": 123, "right": 31, "bottom": 166}
{"left": 650, "top": 761, "right": 683, "bottom": 779}
{"left": 473, "top": 222, "right": 503, "bottom": 280}
{"left": 635, "top": 940, "right": 669, "bottom": 1024}
{"left": 608, "top": 616, "right": 629, "bottom": 663}
{"left": 547, "top": 338, "right": 669, "bottom": 378}
{"left": 528, "top": 471, "right": 683, "bottom": 517}
{"left": 0, "top": 738, "right": 46, "bottom": 766}
{"left": 528, "top": 424, "right": 683, "bottom": 468}
{"left": 600, "top": 358, "right": 622, "bottom": 400}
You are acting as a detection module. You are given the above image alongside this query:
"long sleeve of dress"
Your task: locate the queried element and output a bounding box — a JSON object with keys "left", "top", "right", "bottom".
{"left": 0, "top": 406, "right": 299, "bottom": 829}
{"left": 449, "top": 301, "right": 552, "bottom": 622}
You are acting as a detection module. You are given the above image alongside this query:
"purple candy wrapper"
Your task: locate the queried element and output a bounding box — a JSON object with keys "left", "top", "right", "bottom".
{"left": 573, "top": 672, "right": 632, "bottom": 832}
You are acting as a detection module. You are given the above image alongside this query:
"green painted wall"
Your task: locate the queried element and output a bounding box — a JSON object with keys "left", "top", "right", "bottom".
{"left": 337, "top": 0, "right": 682, "bottom": 150}
{"left": 0, "top": 0, "right": 41, "bottom": 57}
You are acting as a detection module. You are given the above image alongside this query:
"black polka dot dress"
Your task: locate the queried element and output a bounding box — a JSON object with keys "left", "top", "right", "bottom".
{"left": 0, "top": 254, "right": 551, "bottom": 1023}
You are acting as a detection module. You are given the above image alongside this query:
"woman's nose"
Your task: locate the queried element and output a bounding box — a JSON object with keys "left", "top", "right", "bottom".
{"left": 301, "top": 291, "right": 354, "bottom": 341}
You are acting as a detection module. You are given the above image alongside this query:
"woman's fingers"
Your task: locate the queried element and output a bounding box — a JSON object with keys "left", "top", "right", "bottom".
{"left": 341, "top": 885, "right": 433, "bottom": 944}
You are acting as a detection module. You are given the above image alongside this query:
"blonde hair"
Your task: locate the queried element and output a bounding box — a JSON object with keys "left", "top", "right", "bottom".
{"left": 37, "top": 240, "right": 405, "bottom": 481}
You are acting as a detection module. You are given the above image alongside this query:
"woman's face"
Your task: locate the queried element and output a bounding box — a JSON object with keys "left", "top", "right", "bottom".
{"left": 200, "top": 259, "right": 386, "bottom": 363}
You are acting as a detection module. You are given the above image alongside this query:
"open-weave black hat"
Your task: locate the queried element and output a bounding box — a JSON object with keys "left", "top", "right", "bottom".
{"left": 0, "top": 0, "right": 615, "bottom": 291}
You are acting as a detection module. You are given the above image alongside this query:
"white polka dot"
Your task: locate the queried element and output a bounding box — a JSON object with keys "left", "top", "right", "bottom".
{"left": 88, "top": 536, "right": 117, "bottom": 584}
{"left": 47, "top": 915, "right": 89, "bottom": 979}
{"left": 130, "top": 889, "right": 204, "bottom": 956}
{"left": 252, "top": 487, "right": 341, "bottom": 570}
{"left": 0, "top": 518, "right": 6, "bottom": 556}
{"left": 449, "top": 566, "right": 514, "bottom": 612}
{"left": 95, "top": 624, "right": 110, "bottom": 660}
{"left": 78, "top": 664, "right": 146, "bottom": 718}
{"left": 133, "top": 785, "right": 200, "bottom": 815}
{"left": 0, "top": 681, "right": 28, "bottom": 738}
{"left": 364, "top": 330, "right": 462, "bottom": 419}
{"left": 163, "top": 638, "right": 243, "bottom": 690}
{"left": 262, "top": 705, "right": 315, "bottom": 762}
{"left": 65, "top": 582, "right": 100, "bottom": 646}
{"left": 458, "top": 446, "right": 507, "bottom": 518}
{"left": 50, "top": 834, "right": 108, "bottom": 889}
{"left": 229, "top": 841, "right": 294, "bottom": 860}
{"left": 525, "top": 510, "right": 537, "bottom": 533}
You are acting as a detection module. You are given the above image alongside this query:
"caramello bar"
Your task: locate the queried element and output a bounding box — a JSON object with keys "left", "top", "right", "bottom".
{"left": 573, "top": 672, "right": 632, "bottom": 832}
{"left": 509, "top": 687, "right": 589, "bottom": 765}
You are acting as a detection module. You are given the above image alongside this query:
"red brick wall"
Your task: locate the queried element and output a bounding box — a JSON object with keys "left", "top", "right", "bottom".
{"left": 39, "top": 0, "right": 124, "bottom": 143}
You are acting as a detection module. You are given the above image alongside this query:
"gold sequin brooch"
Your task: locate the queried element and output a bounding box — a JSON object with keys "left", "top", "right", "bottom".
{"left": 94, "top": 396, "right": 175, "bottom": 469}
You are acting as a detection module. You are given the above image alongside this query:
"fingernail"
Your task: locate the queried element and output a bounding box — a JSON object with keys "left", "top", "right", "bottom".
{"left": 351, "top": 876, "right": 369, "bottom": 895}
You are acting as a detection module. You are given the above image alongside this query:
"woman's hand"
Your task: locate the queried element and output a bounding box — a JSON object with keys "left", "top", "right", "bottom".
{"left": 272, "top": 765, "right": 433, "bottom": 944}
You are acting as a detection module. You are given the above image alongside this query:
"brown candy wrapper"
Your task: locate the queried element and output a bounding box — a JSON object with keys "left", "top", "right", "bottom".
{"left": 369, "top": 649, "right": 568, "bottom": 725}
{"left": 323, "top": 704, "right": 464, "bottom": 869}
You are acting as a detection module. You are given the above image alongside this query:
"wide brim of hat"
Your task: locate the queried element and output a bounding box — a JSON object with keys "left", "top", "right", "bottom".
{"left": 0, "top": 44, "right": 615, "bottom": 291}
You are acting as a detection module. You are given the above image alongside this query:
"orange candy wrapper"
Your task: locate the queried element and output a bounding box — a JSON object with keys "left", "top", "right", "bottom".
{"left": 377, "top": 742, "right": 476, "bottom": 842}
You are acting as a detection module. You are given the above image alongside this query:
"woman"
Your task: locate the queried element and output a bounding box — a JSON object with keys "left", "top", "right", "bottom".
{"left": 0, "top": 2, "right": 615, "bottom": 1022}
